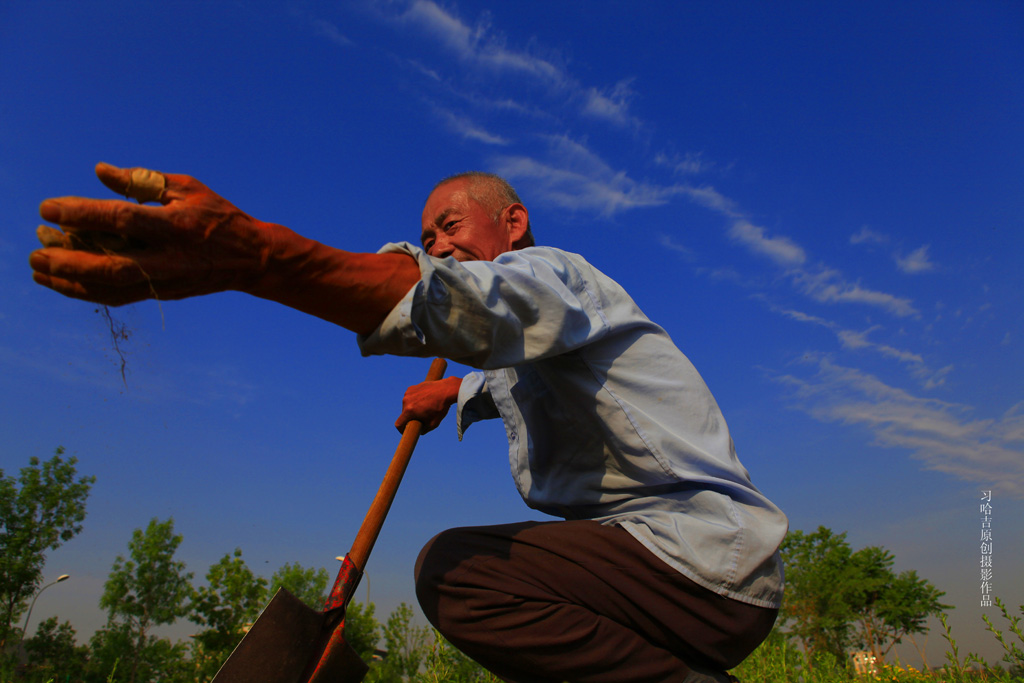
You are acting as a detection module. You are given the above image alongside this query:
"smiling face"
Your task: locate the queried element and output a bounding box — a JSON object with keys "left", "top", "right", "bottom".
{"left": 420, "top": 177, "right": 529, "bottom": 262}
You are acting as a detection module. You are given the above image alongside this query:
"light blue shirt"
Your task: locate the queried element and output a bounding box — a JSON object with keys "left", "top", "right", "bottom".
{"left": 359, "top": 243, "right": 787, "bottom": 608}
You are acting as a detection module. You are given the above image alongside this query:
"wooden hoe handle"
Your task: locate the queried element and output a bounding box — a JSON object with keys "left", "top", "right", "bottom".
{"left": 348, "top": 357, "right": 448, "bottom": 570}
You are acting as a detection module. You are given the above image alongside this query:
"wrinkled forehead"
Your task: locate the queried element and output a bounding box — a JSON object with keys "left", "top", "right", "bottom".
{"left": 422, "top": 181, "right": 472, "bottom": 223}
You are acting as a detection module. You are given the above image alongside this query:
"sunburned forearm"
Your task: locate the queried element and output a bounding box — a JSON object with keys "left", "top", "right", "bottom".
{"left": 249, "top": 225, "right": 421, "bottom": 335}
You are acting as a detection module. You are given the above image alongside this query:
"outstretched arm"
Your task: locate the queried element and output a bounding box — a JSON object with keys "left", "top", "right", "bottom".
{"left": 29, "top": 163, "right": 420, "bottom": 336}
{"left": 395, "top": 375, "right": 463, "bottom": 434}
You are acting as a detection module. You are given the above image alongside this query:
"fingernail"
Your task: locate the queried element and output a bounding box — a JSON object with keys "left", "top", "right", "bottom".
{"left": 39, "top": 200, "right": 63, "bottom": 222}
{"left": 29, "top": 251, "right": 50, "bottom": 273}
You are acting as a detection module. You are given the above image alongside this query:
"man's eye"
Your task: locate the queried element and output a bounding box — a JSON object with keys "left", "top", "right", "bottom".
{"left": 444, "top": 220, "right": 457, "bottom": 232}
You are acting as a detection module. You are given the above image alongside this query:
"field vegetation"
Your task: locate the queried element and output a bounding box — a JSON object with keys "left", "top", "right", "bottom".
{"left": 3, "top": 449, "right": 1021, "bottom": 682}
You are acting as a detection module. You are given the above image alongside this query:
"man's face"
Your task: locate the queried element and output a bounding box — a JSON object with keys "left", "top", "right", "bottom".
{"left": 420, "top": 179, "right": 512, "bottom": 262}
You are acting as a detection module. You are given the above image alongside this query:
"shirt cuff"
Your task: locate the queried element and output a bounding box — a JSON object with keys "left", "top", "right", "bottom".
{"left": 356, "top": 242, "right": 439, "bottom": 358}
{"left": 456, "top": 371, "right": 498, "bottom": 440}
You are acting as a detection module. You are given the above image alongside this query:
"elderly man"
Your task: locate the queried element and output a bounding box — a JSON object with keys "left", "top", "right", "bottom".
{"left": 31, "top": 164, "right": 787, "bottom": 683}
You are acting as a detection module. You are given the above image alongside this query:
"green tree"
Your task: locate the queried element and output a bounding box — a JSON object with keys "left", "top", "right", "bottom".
{"left": 847, "top": 549, "right": 951, "bottom": 661}
{"left": 779, "top": 526, "right": 857, "bottom": 661}
{"left": 87, "top": 621, "right": 192, "bottom": 683}
{"left": 0, "top": 447, "right": 95, "bottom": 651}
{"left": 97, "top": 517, "right": 194, "bottom": 683}
{"left": 844, "top": 544, "right": 896, "bottom": 659}
{"left": 367, "top": 602, "right": 430, "bottom": 683}
{"left": 344, "top": 600, "right": 382, "bottom": 663}
{"left": 190, "top": 548, "right": 268, "bottom": 679}
{"left": 22, "top": 616, "right": 88, "bottom": 682}
{"left": 780, "top": 526, "right": 950, "bottom": 668}
{"left": 267, "top": 562, "right": 329, "bottom": 609}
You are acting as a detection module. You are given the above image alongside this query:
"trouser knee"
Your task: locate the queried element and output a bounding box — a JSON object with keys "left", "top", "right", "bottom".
{"left": 413, "top": 528, "right": 459, "bottom": 628}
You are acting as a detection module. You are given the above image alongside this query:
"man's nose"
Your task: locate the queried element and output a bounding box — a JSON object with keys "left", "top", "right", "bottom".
{"left": 429, "top": 234, "right": 455, "bottom": 259}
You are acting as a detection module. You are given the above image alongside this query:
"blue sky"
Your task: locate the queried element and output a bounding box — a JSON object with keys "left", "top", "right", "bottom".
{"left": 2, "top": 0, "right": 1022, "bottom": 667}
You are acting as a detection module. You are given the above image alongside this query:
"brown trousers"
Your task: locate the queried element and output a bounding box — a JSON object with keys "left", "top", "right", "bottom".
{"left": 414, "top": 520, "right": 777, "bottom": 683}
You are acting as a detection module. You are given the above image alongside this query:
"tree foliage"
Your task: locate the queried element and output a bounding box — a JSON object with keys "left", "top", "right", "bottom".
{"left": 367, "top": 602, "right": 431, "bottom": 682}
{"left": 190, "top": 547, "right": 268, "bottom": 680}
{"left": 780, "top": 526, "right": 950, "bottom": 666}
{"left": 267, "top": 561, "right": 329, "bottom": 609}
{"left": 853, "top": 563, "right": 951, "bottom": 661}
{"left": 0, "top": 447, "right": 94, "bottom": 650}
{"left": 87, "top": 621, "right": 192, "bottom": 683}
{"left": 780, "top": 526, "right": 856, "bottom": 659}
{"left": 98, "top": 517, "right": 194, "bottom": 683}
{"left": 344, "top": 600, "right": 382, "bottom": 662}
{"left": 22, "top": 616, "right": 88, "bottom": 682}
{"left": 0, "top": 476, "right": 507, "bottom": 683}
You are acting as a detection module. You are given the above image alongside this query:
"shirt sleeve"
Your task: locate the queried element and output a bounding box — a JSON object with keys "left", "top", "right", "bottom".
{"left": 455, "top": 371, "right": 499, "bottom": 440}
{"left": 357, "top": 242, "right": 612, "bottom": 369}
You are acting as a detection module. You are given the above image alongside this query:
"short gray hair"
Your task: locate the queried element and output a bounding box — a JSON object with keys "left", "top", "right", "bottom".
{"left": 433, "top": 172, "right": 534, "bottom": 247}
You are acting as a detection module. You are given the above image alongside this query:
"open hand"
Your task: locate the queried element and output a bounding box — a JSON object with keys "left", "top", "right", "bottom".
{"left": 30, "top": 162, "right": 277, "bottom": 306}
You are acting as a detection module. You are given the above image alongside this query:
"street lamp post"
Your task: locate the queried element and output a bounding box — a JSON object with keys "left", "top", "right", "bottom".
{"left": 19, "top": 574, "right": 70, "bottom": 645}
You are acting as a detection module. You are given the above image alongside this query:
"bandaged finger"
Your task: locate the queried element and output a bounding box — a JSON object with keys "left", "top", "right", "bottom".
{"left": 37, "top": 225, "right": 70, "bottom": 248}
{"left": 125, "top": 168, "right": 166, "bottom": 204}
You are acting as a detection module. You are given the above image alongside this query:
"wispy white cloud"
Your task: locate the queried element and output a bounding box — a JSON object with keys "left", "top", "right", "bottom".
{"left": 399, "top": 56, "right": 559, "bottom": 121}
{"left": 813, "top": 281, "right": 917, "bottom": 317}
{"left": 492, "top": 135, "right": 686, "bottom": 215}
{"left": 918, "top": 363, "right": 954, "bottom": 390}
{"left": 835, "top": 326, "right": 924, "bottom": 364}
{"left": 775, "top": 357, "right": 1024, "bottom": 497}
{"left": 311, "top": 18, "right": 353, "bottom": 47}
{"left": 494, "top": 156, "right": 670, "bottom": 215}
{"left": 850, "top": 226, "right": 889, "bottom": 245}
{"left": 399, "top": 1, "right": 480, "bottom": 56}
{"left": 677, "top": 185, "right": 743, "bottom": 219}
{"left": 397, "top": 1, "right": 564, "bottom": 84}
{"left": 701, "top": 266, "right": 744, "bottom": 284}
{"left": 387, "top": 1, "right": 652, "bottom": 129}
{"left": 581, "top": 79, "right": 639, "bottom": 129}
{"left": 729, "top": 220, "right": 807, "bottom": 268}
{"left": 792, "top": 266, "right": 919, "bottom": 317}
{"left": 660, "top": 180, "right": 915, "bottom": 318}
{"left": 658, "top": 234, "right": 695, "bottom": 260}
{"left": 767, "top": 304, "right": 934, "bottom": 379}
{"left": 432, "top": 106, "right": 510, "bottom": 145}
{"left": 407, "top": 59, "right": 442, "bottom": 81}
{"left": 773, "top": 306, "right": 832, "bottom": 326}
{"left": 655, "top": 151, "right": 712, "bottom": 176}
{"left": 896, "top": 244, "right": 937, "bottom": 274}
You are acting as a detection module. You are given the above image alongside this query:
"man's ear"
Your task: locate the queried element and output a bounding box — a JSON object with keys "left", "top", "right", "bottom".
{"left": 505, "top": 203, "right": 530, "bottom": 249}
